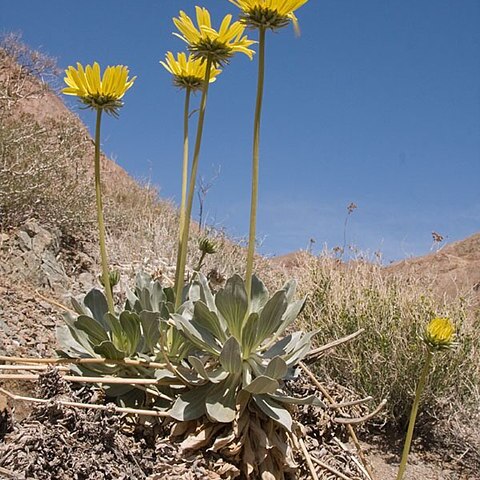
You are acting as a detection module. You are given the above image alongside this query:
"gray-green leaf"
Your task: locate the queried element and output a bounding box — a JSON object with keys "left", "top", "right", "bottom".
{"left": 206, "top": 377, "right": 238, "bottom": 423}
{"left": 75, "top": 315, "right": 109, "bottom": 345}
{"left": 253, "top": 394, "right": 292, "bottom": 431}
{"left": 219, "top": 337, "right": 242, "bottom": 374}
{"left": 243, "top": 375, "right": 279, "bottom": 394}
{"left": 265, "top": 356, "right": 288, "bottom": 379}
{"left": 84, "top": 289, "right": 110, "bottom": 330}
{"left": 169, "top": 383, "right": 210, "bottom": 421}
{"left": 215, "top": 274, "right": 248, "bottom": 339}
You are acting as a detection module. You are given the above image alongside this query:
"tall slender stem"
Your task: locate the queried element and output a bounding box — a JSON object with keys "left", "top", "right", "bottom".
{"left": 94, "top": 108, "right": 114, "bottom": 314}
{"left": 396, "top": 350, "right": 433, "bottom": 480}
{"left": 245, "top": 26, "right": 266, "bottom": 298}
{"left": 174, "top": 87, "right": 192, "bottom": 294}
{"left": 175, "top": 57, "right": 213, "bottom": 310}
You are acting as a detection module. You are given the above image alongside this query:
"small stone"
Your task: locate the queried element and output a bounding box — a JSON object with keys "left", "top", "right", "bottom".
{"left": 16, "top": 230, "right": 32, "bottom": 252}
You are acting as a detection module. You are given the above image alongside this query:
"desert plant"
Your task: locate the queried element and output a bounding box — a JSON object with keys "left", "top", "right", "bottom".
{"left": 168, "top": 273, "right": 322, "bottom": 478}
{"left": 160, "top": 51, "right": 222, "bottom": 307}
{"left": 0, "top": 114, "right": 93, "bottom": 230}
{"left": 229, "top": 0, "right": 308, "bottom": 297}
{"left": 171, "top": 7, "right": 255, "bottom": 309}
{"left": 62, "top": 62, "right": 136, "bottom": 313}
{"left": 57, "top": 286, "right": 181, "bottom": 406}
{"left": 396, "top": 317, "right": 456, "bottom": 480}
{"left": 0, "top": 33, "right": 58, "bottom": 107}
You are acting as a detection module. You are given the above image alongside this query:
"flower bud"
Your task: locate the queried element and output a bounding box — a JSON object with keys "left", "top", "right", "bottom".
{"left": 423, "top": 317, "right": 455, "bottom": 351}
{"left": 199, "top": 237, "right": 217, "bottom": 255}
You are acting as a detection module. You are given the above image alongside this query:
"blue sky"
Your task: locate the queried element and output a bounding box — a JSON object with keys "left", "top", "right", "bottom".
{"left": 2, "top": 1, "right": 479, "bottom": 262}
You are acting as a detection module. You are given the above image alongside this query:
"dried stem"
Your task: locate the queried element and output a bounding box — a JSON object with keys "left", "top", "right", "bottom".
{"left": 0, "top": 364, "right": 70, "bottom": 372}
{"left": 332, "top": 437, "right": 371, "bottom": 480}
{"left": 310, "top": 456, "right": 353, "bottom": 480}
{"left": 298, "top": 437, "right": 320, "bottom": 480}
{"left": 334, "top": 399, "right": 387, "bottom": 425}
{"left": 35, "top": 289, "right": 76, "bottom": 313}
{"left": 0, "top": 373, "right": 162, "bottom": 385}
{"left": 305, "top": 329, "right": 364, "bottom": 361}
{"left": 0, "top": 387, "right": 169, "bottom": 418}
{"left": 330, "top": 396, "right": 373, "bottom": 409}
{"left": 0, "top": 466, "right": 16, "bottom": 478}
{"left": 0, "top": 355, "right": 166, "bottom": 369}
{"left": 299, "top": 362, "right": 375, "bottom": 480}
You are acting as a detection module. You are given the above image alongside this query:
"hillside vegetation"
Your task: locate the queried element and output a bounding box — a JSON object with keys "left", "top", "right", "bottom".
{"left": 1, "top": 35, "right": 479, "bottom": 475}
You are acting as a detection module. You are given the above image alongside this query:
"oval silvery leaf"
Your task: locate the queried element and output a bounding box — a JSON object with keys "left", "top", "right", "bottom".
{"left": 194, "top": 301, "right": 227, "bottom": 342}
{"left": 253, "top": 394, "right": 292, "bottom": 431}
{"left": 206, "top": 377, "right": 238, "bottom": 423}
{"left": 265, "top": 356, "right": 288, "bottom": 379}
{"left": 250, "top": 275, "right": 269, "bottom": 312}
{"left": 257, "top": 290, "right": 288, "bottom": 343}
{"left": 75, "top": 315, "right": 109, "bottom": 345}
{"left": 243, "top": 375, "right": 279, "bottom": 395}
{"left": 84, "top": 289, "right": 110, "bottom": 330}
{"left": 220, "top": 337, "right": 243, "bottom": 374}
{"left": 119, "top": 311, "right": 141, "bottom": 356}
{"left": 169, "top": 383, "right": 210, "bottom": 421}
{"left": 173, "top": 313, "right": 221, "bottom": 355}
{"left": 93, "top": 340, "right": 126, "bottom": 360}
{"left": 215, "top": 274, "right": 248, "bottom": 339}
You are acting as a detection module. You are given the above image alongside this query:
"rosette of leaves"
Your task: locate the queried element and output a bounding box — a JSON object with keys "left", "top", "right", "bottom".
{"left": 57, "top": 287, "right": 177, "bottom": 406}
{"left": 168, "top": 274, "right": 323, "bottom": 477}
{"left": 124, "top": 271, "right": 193, "bottom": 361}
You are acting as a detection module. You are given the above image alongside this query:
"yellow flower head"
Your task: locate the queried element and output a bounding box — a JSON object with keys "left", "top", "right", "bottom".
{"left": 423, "top": 317, "right": 455, "bottom": 351}
{"left": 173, "top": 7, "right": 256, "bottom": 66}
{"left": 62, "top": 62, "right": 136, "bottom": 116}
{"left": 230, "top": 0, "right": 309, "bottom": 33}
{"left": 160, "top": 52, "right": 222, "bottom": 90}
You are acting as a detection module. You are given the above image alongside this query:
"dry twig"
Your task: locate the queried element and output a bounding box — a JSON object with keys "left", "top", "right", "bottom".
{"left": 298, "top": 437, "right": 320, "bottom": 480}
{"left": 0, "top": 373, "right": 162, "bottom": 385}
{"left": 334, "top": 400, "right": 387, "bottom": 425}
{"left": 0, "top": 387, "right": 169, "bottom": 418}
{"left": 305, "top": 329, "right": 365, "bottom": 361}
{"left": 0, "top": 466, "right": 17, "bottom": 478}
{"left": 299, "top": 362, "right": 376, "bottom": 480}
{"left": 0, "top": 355, "right": 166, "bottom": 369}
{"left": 310, "top": 456, "right": 353, "bottom": 480}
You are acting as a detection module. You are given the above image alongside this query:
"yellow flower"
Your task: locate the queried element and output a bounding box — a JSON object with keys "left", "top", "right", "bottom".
{"left": 173, "top": 7, "right": 256, "bottom": 66}
{"left": 423, "top": 317, "right": 455, "bottom": 351}
{"left": 230, "top": 0, "right": 308, "bottom": 32}
{"left": 160, "top": 52, "right": 221, "bottom": 90}
{"left": 62, "top": 62, "right": 136, "bottom": 116}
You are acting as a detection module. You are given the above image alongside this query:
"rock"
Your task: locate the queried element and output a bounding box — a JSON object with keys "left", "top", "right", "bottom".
{"left": 1, "top": 221, "right": 70, "bottom": 292}
{"left": 16, "top": 229, "right": 32, "bottom": 251}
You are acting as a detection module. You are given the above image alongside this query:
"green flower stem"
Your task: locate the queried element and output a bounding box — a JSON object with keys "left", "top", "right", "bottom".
{"left": 174, "top": 87, "right": 192, "bottom": 295}
{"left": 396, "top": 349, "right": 433, "bottom": 480}
{"left": 93, "top": 108, "right": 115, "bottom": 314}
{"left": 193, "top": 251, "right": 207, "bottom": 278}
{"left": 175, "top": 57, "right": 213, "bottom": 310}
{"left": 245, "top": 26, "right": 266, "bottom": 298}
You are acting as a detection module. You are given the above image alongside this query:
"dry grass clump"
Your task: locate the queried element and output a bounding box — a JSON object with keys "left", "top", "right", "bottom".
{"left": 0, "top": 35, "right": 94, "bottom": 232}
{"left": 0, "top": 113, "right": 94, "bottom": 230}
{"left": 291, "top": 251, "right": 480, "bottom": 427}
